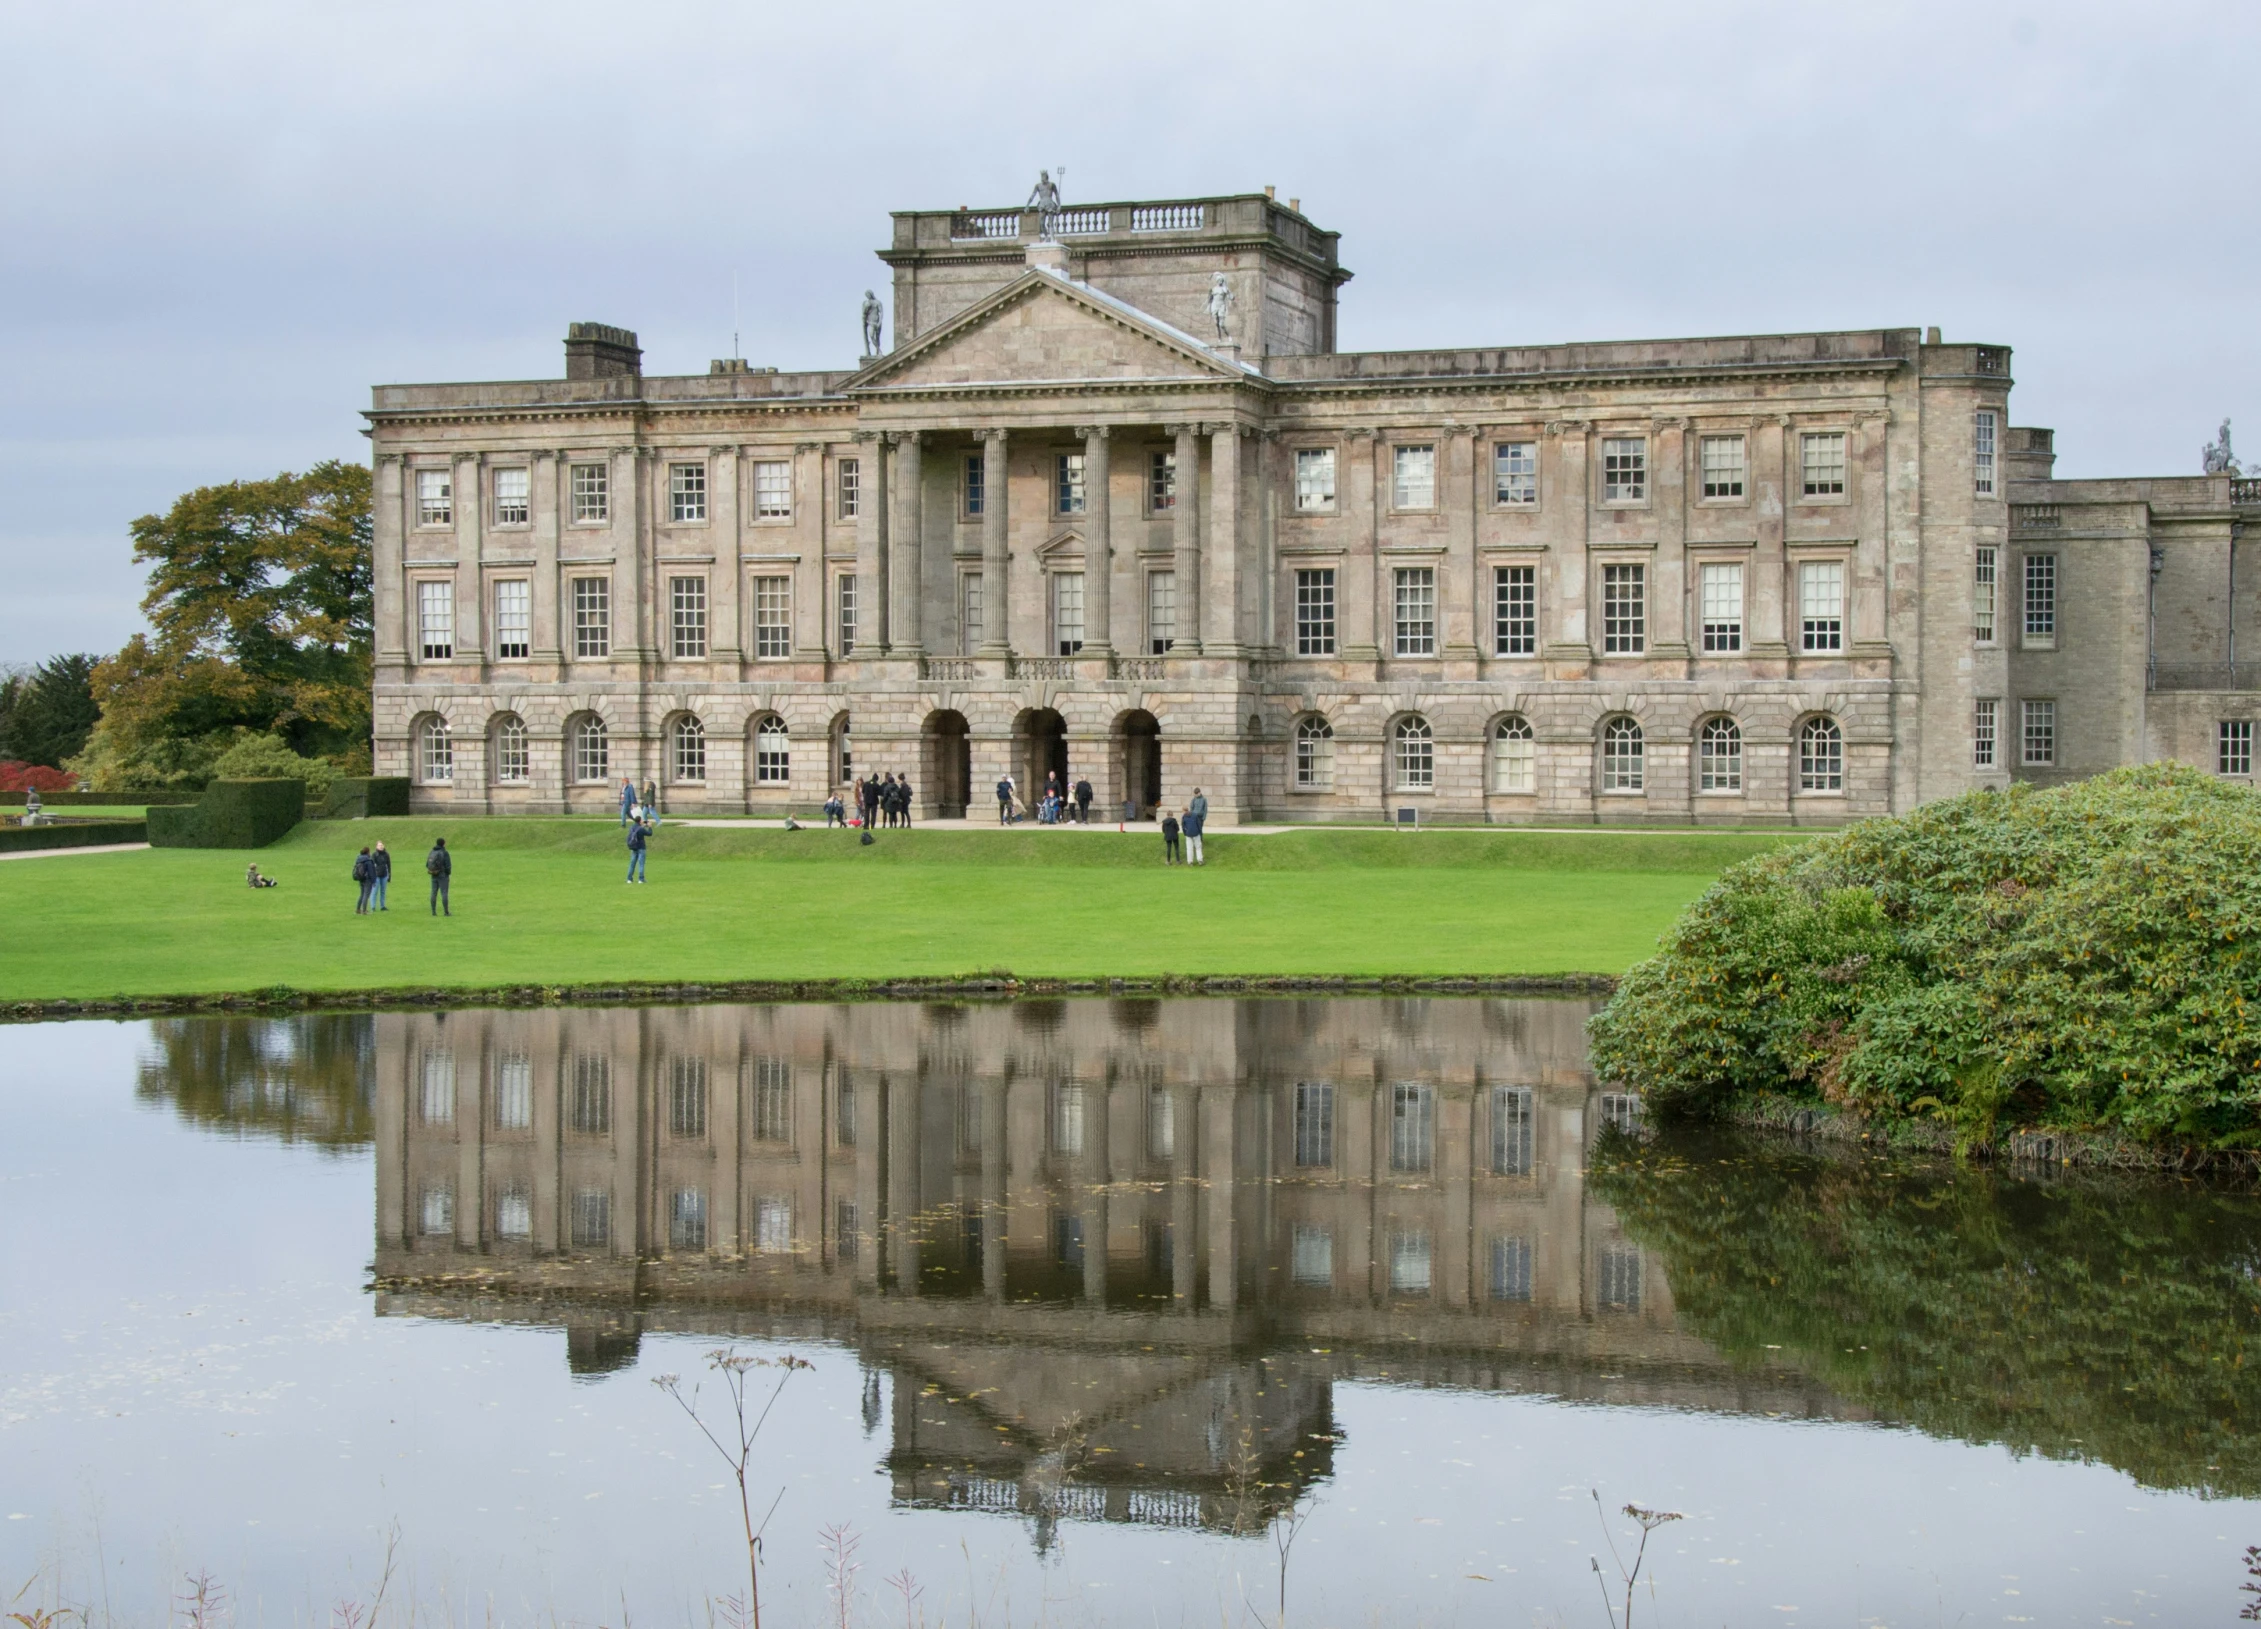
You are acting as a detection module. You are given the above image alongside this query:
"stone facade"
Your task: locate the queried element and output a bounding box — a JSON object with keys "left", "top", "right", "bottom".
{"left": 367, "top": 190, "right": 2261, "bottom": 823}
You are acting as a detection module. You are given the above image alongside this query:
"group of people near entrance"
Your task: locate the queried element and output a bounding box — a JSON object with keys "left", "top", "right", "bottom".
{"left": 993, "top": 771, "right": 1096, "bottom": 826}
{"left": 825, "top": 772, "right": 914, "bottom": 830}
{"left": 348, "top": 837, "right": 453, "bottom": 912}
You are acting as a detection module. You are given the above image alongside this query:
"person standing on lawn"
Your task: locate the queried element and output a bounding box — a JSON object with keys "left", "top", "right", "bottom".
{"left": 370, "top": 841, "right": 391, "bottom": 910}
{"left": 1184, "top": 788, "right": 1208, "bottom": 865}
{"left": 626, "top": 813, "right": 649, "bottom": 883}
{"left": 352, "top": 846, "right": 374, "bottom": 914}
{"left": 426, "top": 837, "right": 452, "bottom": 916}
{"left": 1161, "top": 811, "right": 1181, "bottom": 864}
{"left": 1074, "top": 776, "right": 1093, "bottom": 824}
{"left": 619, "top": 777, "right": 637, "bottom": 826}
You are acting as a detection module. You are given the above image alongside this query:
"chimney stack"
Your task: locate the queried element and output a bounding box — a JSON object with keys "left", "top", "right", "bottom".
{"left": 565, "top": 322, "right": 641, "bottom": 380}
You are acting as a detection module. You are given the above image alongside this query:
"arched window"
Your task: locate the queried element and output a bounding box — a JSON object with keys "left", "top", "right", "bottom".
{"left": 831, "top": 716, "right": 852, "bottom": 786}
{"left": 754, "top": 716, "right": 791, "bottom": 785}
{"left": 671, "top": 715, "right": 707, "bottom": 783}
{"left": 1490, "top": 715, "right": 1535, "bottom": 794}
{"left": 1698, "top": 717, "right": 1743, "bottom": 793}
{"left": 417, "top": 717, "right": 453, "bottom": 784}
{"left": 1600, "top": 716, "right": 1644, "bottom": 792}
{"left": 1393, "top": 715, "right": 1433, "bottom": 791}
{"left": 1800, "top": 715, "right": 1844, "bottom": 792}
{"left": 572, "top": 716, "right": 610, "bottom": 784}
{"left": 1295, "top": 716, "right": 1334, "bottom": 790}
{"left": 492, "top": 714, "right": 529, "bottom": 785}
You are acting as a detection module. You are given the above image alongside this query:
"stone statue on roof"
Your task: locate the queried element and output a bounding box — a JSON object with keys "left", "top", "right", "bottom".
{"left": 860, "top": 289, "right": 884, "bottom": 358}
{"left": 1027, "top": 170, "right": 1062, "bottom": 240}
{"left": 2203, "top": 418, "right": 2241, "bottom": 476}
{"left": 1205, "top": 272, "right": 1236, "bottom": 342}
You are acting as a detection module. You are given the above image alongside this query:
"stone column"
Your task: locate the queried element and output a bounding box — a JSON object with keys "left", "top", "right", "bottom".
{"left": 711, "top": 446, "right": 745, "bottom": 671}
{"left": 890, "top": 431, "right": 924, "bottom": 658}
{"left": 627, "top": 448, "right": 655, "bottom": 664}
{"left": 982, "top": 1078, "right": 1008, "bottom": 1301}
{"left": 1207, "top": 424, "right": 1242, "bottom": 658}
{"left": 853, "top": 431, "right": 888, "bottom": 659}
{"left": 1443, "top": 425, "right": 1481, "bottom": 663}
{"left": 1343, "top": 429, "right": 1380, "bottom": 661}
{"left": 1652, "top": 418, "right": 1690, "bottom": 666}
{"left": 1543, "top": 422, "right": 1593, "bottom": 678}
{"left": 455, "top": 453, "right": 485, "bottom": 666}
{"left": 533, "top": 451, "right": 563, "bottom": 664}
{"left": 1853, "top": 413, "right": 1891, "bottom": 653}
{"left": 978, "top": 429, "right": 1010, "bottom": 657}
{"left": 1079, "top": 426, "right": 1114, "bottom": 659}
{"left": 1751, "top": 416, "right": 1791, "bottom": 666}
{"left": 1169, "top": 423, "right": 1203, "bottom": 653}
{"left": 373, "top": 455, "right": 407, "bottom": 671}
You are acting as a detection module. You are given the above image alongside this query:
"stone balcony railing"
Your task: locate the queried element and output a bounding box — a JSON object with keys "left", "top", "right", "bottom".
{"left": 2232, "top": 478, "right": 2261, "bottom": 506}
{"left": 899, "top": 193, "right": 1338, "bottom": 266}
{"left": 920, "top": 654, "right": 1173, "bottom": 682}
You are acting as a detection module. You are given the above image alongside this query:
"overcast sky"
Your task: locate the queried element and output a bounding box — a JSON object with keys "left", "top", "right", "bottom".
{"left": 3, "top": 0, "right": 2255, "bottom": 666}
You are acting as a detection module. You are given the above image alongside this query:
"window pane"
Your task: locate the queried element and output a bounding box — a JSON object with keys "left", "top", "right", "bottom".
{"left": 2023, "top": 554, "right": 2056, "bottom": 641}
{"left": 1973, "top": 547, "right": 1997, "bottom": 643}
{"left": 963, "top": 453, "right": 984, "bottom": 517}
{"left": 960, "top": 573, "right": 982, "bottom": 655}
{"left": 494, "top": 1054, "right": 532, "bottom": 1129}
{"left": 837, "top": 575, "right": 857, "bottom": 655}
{"left": 2221, "top": 720, "right": 2254, "bottom": 776}
{"left": 1392, "top": 445, "right": 1435, "bottom": 509}
{"left": 1295, "top": 568, "right": 1335, "bottom": 655}
{"left": 755, "top": 718, "right": 790, "bottom": 784}
{"left": 493, "top": 467, "right": 529, "bottom": 525}
{"left": 1056, "top": 453, "right": 1085, "bottom": 515}
{"left": 1291, "top": 1222, "right": 1333, "bottom": 1287}
{"left": 1800, "top": 717, "right": 1844, "bottom": 791}
{"left": 416, "top": 468, "right": 452, "bottom": 526}
{"left": 1799, "top": 561, "right": 1845, "bottom": 653}
{"left": 752, "top": 460, "right": 791, "bottom": 519}
{"left": 1699, "top": 435, "right": 1746, "bottom": 499}
{"left": 1389, "top": 1083, "right": 1435, "bottom": 1172}
{"left": 1146, "top": 570, "right": 1176, "bottom": 654}
{"left": 1149, "top": 450, "right": 1176, "bottom": 512}
{"left": 494, "top": 580, "right": 530, "bottom": 659}
{"left": 1800, "top": 432, "right": 1847, "bottom": 497}
{"left": 493, "top": 715, "right": 528, "bottom": 784}
{"left": 1973, "top": 698, "right": 1998, "bottom": 768}
{"left": 2021, "top": 699, "right": 2055, "bottom": 766}
{"left": 418, "top": 718, "right": 453, "bottom": 783}
{"left": 1052, "top": 572, "right": 1084, "bottom": 654}
{"left": 1392, "top": 567, "right": 1436, "bottom": 656}
{"left": 1601, "top": 718, "right": 1644, "bottom": 791}
{"left": 1494, "top": 565, "right": 1535, "bottom": 656}
{"left": 1699, "top": 562, "right": 1743, "bottom": 653}
{"left": 754, "top": 575, "right": 791, "bottom": 659}
{"left": 572, "top": 577, "right": 610, "bottom": 658}
{"left": 418, "top": 581, "right": 454, "bottom": 660}
{"left": 570, "top": 462, "right": 609, "bottom": 522}
{"left": 1602, "top": 438, "right": 1646, "bottom": 502}
{"left": 1491, "top": 1085, "right": 1534, "bottom": 1176}
{"left": 1699, "top": 717, "right": 1743, "bottom": 792}
{"left": 1394, "top": 716, "right": 1433, "bottom": 790}
{"left": 1491, "top": 715, "right": 1534, "bottom": 794}
{"left": 1294, "top": 1083, "right": 1335, "bottom": 1166}
{"left": 1974, "top": 410, "right": 1998, "bottom": 497}
{"left": 1602, "top": 564, "right": 1646, "bottom": 654}
{"left": 668, "top": 461, "right": 707, "bottom": 524}
{"left": 837, "top": 457, "right": 859, "bottom": 519}
{"left": 1295, "top": 717, "right": 1335, "bottom": 790}
{"left": 670, "top": 576, "right": 708, "bottom": 659}
{"left": 671, "top": 716, "right": 706, "bottom": 782}
{"left": 1494, "top": 441, "right": 1537, "bottom": 505}
{"left": 573, "top": 717, "right": 609, "bottom": 783}
{"left": 1295, "top": 447, "right": 1336, "bottom": 511}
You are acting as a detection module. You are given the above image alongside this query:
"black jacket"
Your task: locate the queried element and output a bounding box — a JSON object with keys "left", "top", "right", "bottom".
{"left": 372, "top": 849, "right": 392, "bottom": 879}
{"left": 426, "top": 845, "right": 452, "bottom": 878}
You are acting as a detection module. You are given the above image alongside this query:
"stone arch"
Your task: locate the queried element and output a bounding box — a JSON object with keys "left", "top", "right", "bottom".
{"left": 1012, "top": 706, "right": 1069, "bottom": 806}
{"left": 409, "top": 709, "right": 454, "bottom": 786}
{"left": 921, "top": 708, "right": 972, "bottom": 818}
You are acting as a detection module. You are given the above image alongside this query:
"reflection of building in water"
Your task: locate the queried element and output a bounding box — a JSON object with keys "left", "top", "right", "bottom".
{"left": 372, "top": 998, "right": 1852, "bottom": 1539}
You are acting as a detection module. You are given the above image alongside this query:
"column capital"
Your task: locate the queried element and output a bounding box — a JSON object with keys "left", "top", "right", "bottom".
{"left": 1649, "top": 417, "right": 1687, "bottom": 434}
{"left": 1164, "top": 422, "right": 1197, "bottom": 439}
{"left": 1075, "top": 424, "right": 1111, "bottom": 441}
{"left": 852, "top": 429, "right": 883, "bottom": 444}
{"left": 1345, "top": 425, "right": 1377, "bottom": 441}
{"left": 887, "top": 429, "right": 922, "bottom": 448}
{"left": 796, "top": 441, "right": 822, "bottom": 455}
{"left": 1546, "top": 419, "right": 1589, "bottom": 437}
{"left": 980, "top": 426, "right": 1009, "bottom": 446}
{"left": 708, "top": 444, "right": 735, "bottom": 457}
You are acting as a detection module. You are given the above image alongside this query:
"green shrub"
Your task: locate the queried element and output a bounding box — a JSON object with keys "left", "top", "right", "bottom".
{"left": 1587, "top": 764, "right": 2261, "bottom": 1149}
{"left": 320, "top": 775, "right": 410, "bottom": 819}
{"left": 209, "top": 732, "right": 339, "bottom": 803}
{"left": 147, "top": 778, "right": 305, "bottom": 849}
{"left": 0, "top": 819, "right": 147, "bottom": 853}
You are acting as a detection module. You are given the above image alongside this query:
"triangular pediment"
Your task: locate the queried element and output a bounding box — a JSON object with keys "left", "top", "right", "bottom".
{"left": 847, "top": 271, "right": 1250, "bottom": 393}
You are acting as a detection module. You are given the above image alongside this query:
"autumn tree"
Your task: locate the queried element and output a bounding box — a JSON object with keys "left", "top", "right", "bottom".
{"left": 71, "top": 461, "right": 372, "bottom": 788}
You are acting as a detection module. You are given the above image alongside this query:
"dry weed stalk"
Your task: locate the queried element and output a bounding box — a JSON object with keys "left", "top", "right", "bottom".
{"left": 655, "top": 1348, "right": 811, "bottom": 1629}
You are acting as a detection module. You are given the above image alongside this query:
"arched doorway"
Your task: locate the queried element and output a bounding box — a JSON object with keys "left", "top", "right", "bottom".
{"left": 923, "top": 710, "right": 971, "bottom": 818}
{"left": 1013, "top": 707, "right": 1068, "bottom": 805}
{"left": 1118, "top": 709, "right": 1161, "bottom": 818}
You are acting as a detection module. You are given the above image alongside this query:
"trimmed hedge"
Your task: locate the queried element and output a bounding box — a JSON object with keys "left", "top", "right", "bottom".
{"left": 148, "top": 779, "right": 307, "bottom": 849}
{"left": 0, "top": 790, "right": 196, "bottom": 807}
{"left": 320, "top": 776, "right": 411, "bottom": 819}
{"left": 1587, "top": 764, "right": 2261, "bottom": 1150}
{"left": 0, "top": 819, "right": 147, "bottom": 853}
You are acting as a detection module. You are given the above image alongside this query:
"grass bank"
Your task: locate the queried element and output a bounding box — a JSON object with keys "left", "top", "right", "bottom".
{"left": 0, "top": 819, "right": 1803, "bottom": 1006}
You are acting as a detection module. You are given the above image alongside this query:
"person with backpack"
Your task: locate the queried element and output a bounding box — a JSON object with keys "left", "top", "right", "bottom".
{"left": 352, "top": 846, "right": 374, "bottom": 914}
{"left": 1184, "top": 788, "right": 1208, "bottom": 865}
{"left": 626, "top": 813, "right": 649, "bottom": 883}
{"left": 370, "top": 841, "right": 391, "bottom": 910}
{"left": 426, "top": 837, "right": 452, "bottom": 916}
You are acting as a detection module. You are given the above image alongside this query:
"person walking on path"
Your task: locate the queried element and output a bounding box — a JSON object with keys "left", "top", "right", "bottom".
{"left": 1161, "top": 811, "right": 1182, "bottom": 864}
{"left": 1184, "top": 789, "right": 1208, "bottom": 865}
{"left": 370, "top": 841, "right": 391, "bottom": 910}
{"left": 619, "top": 778, "right": 637, "bottom": 826}
{"left": 626, "top": 814, "right": 649, "bottom": 883}
{"left": 426, "top": 837, "right": 452, "bottom": 916}
{"left": 1074, "top": 777, "right": 1093, "bottom": 824}
{"left": 996, "top": 773, "right": 1017, "bottom": 825}
{"left": 640, "top": 779, "right": 658, "bottom": 824}
{"left": 352, "top": 846, "right": 374, "bottom": 914}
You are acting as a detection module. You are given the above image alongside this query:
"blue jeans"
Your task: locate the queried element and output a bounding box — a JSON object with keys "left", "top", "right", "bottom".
{"left": 430, "top": 875, "right": 449, "bottom": 915}
{"left": 370, "top": 875, "right": 387, "bottom": 910}
{"left": 627, "top": 848, "right": 647, "bottom": 882}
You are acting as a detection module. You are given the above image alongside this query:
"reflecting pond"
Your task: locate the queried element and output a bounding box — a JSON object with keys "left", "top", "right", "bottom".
{"left": 5, "top": 997, "right": 2260, "bottom": 1627}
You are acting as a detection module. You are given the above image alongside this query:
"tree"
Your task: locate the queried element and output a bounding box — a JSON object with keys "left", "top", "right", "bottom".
{"left": 0, "top": 653, "right": 100, "bottom": 770}
{"left": 70, "top": 461, "right": 371, "bottom": 788}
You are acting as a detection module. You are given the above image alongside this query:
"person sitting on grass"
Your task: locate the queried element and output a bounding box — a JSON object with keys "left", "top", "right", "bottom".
{"left": 1161, "top": 811, "right": 1181, "bottom": 865}
{"left": 626, "top": 812, "right": 650, "bottom": 883}
{"left": 245, "top": 863, "right": 278, "bottom": 889}
{"left": 824, "top": 791, "right": 846, "bottom": 828}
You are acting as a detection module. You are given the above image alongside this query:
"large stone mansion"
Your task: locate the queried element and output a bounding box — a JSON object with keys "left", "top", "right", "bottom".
{"left": 367, "top": 186, "right": 2261, "bottom": 822}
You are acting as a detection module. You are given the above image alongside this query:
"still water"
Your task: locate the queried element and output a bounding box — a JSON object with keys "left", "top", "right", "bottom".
{"left": 4, "top": 997, "right": 2259, "bottom": 1627}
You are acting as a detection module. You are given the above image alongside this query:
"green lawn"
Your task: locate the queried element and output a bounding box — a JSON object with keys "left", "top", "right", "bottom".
{"left": 0, "top": 820, "right": 1804, "bottom": 1002}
